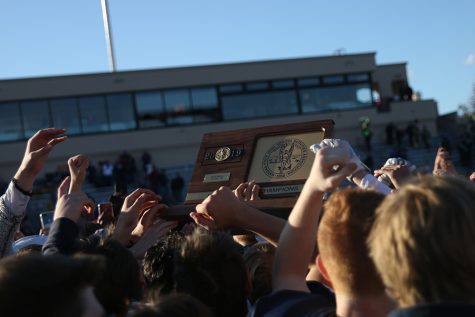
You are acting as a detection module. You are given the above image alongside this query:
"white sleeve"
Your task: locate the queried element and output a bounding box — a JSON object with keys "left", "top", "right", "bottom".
{"left": 4, "top": 181, "right": 30, "bottom": 216}
{"left": 359, "top": 174, "right": 392, "bottom": 195}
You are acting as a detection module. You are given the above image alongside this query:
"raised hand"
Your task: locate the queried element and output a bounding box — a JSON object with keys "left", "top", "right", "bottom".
{"left": 67, "top": 154, "right": 89, "bottom": 193}
{"left": 374, "top": 164, "right": 412, "bottom": 189}
{"left": 130, "top": 203, "right": 168, "bottom": 242}
{"left": 113, "top": 188, "right": 161, "bottom": 245}
{"left": 191, "top": 186, "right": 244, "bottom": 230}
{"left": 129, "top": 219, "right": 178, "bottom": 259}
{"left": 14, "top": 128, "right": 67, "bottom": 191}
{"left": 54, "top": 176, "right": 94, "bottom": 223}
{"left": 307, "top": 145, "right": 357, "bottom": 193}
{"left": 233, "top": 180, "right": 261, "bottom": 201}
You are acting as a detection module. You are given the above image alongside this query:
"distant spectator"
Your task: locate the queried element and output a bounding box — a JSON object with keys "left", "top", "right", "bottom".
{"left": 171, "top": 173, "right": 185, "bottom": 203}
{"left": 360, "top": 117, "right": 372, "bottom": 151}
{"left": 421, "top": 124, "right": 431, "bottom": 148}
{"left": 385, "top": 122, "right": 395, "bottom": 145}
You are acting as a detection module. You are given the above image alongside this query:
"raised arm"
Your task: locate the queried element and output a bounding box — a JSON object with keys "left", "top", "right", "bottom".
{"left": 43, "top": 155, "right": 94, "bottom": 255}
{"left": 273, "top": 144, "right": 356, "bottom": 292}
{"left": 1, "top": 128, "right": 66, "bottom": 258}
{"left": 190, "top": 185, "right": 285, "bottom": 246}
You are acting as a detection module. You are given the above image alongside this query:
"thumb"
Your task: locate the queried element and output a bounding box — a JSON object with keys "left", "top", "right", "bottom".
{"left": 189, "top": 212, "right": 215, "bottom": 230}
{"left": 328, "top": 163, "right": 357, "bottom": 188}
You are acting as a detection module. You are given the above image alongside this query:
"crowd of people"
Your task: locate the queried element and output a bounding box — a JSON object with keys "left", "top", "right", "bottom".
{"left": 1, "top": 127, "right": 475, "bottom": 317}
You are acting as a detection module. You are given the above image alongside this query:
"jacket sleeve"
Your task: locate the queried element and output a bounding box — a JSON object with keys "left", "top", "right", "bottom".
{"left": 0, "top": 182, "right": 29, "bottom": 258}
{"left": 42, "top": 217, "right": 79, "bottom": 255}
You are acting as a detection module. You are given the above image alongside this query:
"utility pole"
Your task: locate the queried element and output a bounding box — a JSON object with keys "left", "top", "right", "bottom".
{"left": 101, "top": 0, "right": 117, "bottom": 72}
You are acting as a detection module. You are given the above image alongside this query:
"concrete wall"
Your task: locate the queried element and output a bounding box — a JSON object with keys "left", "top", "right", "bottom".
{"left": 0, "top": 100, "right": 438, "bottom": 180}
{"left": 373, "top": 63, "right": 408, "bottom": 98}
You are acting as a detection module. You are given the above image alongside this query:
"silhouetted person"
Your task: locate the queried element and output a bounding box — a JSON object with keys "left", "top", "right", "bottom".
{"left": 171, "top": 173, "right": 185, "bottom": 203}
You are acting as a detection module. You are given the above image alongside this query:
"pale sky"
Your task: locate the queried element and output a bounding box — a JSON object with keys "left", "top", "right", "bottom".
{"left": 1, "top": 0, "right": 474, "bottom": 114}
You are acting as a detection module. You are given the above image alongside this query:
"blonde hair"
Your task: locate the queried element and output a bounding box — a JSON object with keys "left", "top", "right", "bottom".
{"left": 368, "top": 176, "right": 475, "bottom": 307}
{"left": 318, "top": 188, "right": 385, "bottom": 295}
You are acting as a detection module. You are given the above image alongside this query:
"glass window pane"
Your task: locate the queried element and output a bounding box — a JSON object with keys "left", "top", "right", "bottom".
{"left": 297, "top": 77, "right": 320, "bottom": 87}
{"left": 164, "top": 89, "right": 193, "bottom": 125}
{"left": 0, "top": 103, "right": 23, "bottom": 141}
{"left": 191, "top": 87, "right": 218, "bottom": 109}
{"left": 322, "top": 75, "right": 344, "bottom": 85}
{"left": 272, "top": 80, "right": 294, "bottom": 89}
{"left": 21, "top": 100, "right": 51, "bottom": 137}
{"left": 79, "top": 96, "right": 109, "bottom": 133}
{"left": 221, "top": 90, "right": 298, "bottom": 120}
{"left": 50, "top": 98, "right": 81, "bottom": 134}
{"left": 191, "top": 87, "right": 220, "bottom": 123}
{"left": 219, "top": 84, "right": 242, "bottom": 94}
{"left": 106, "top": 94, "right": 136, "bottom": 131}
{"left": 300, "top": 84, "right": 372, "bottom": 113}
{"left": 245, "top": 81, "right": 269, "bottom": 91}
{"left": 135, "top": 91, "right": 165, "bottom": 128}
{"left": 347, "top": 73, "right": 369, "bottom": 83}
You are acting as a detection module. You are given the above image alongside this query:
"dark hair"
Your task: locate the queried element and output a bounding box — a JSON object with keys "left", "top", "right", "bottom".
{"left": 133, "top": 294, "right": 215, "bottom": 317}
{"left": 243, "top": 242, "right": 275, "bottom": 303}
{"left": 80, "top": 238, "right": 142, "bottom": 316}
{"left": 143, "top": 232, "right": 184, "bottom": 300}
{"left": 173, "top": 228, "right": 248, "bottom": 317}
{"left": 0, "top": 254, "right": 103, "bottom": 317}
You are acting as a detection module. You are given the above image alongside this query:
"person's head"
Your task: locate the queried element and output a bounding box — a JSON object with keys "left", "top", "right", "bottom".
{"left": 243, "top": 242, "right": 275, "bottom": 304}
{"left": 317, "top": 188, "right": 385, "bottom": 297}
{"left": 132, "top": 293, "right": 215, "bottom": 317}
{"left": 173, "top": 227, "right": 248, "bottom": 317}
{"left": 0, "top": 254, "right": 104, "bottom": 317}
{"left": 143, "top": 232, "right": 184, "bottom": 299}
{"left": 80, "top": 238, "right": 142, "bottom": 316}
{"left": 369, "top": 176, "right": 475, "bottom": 307}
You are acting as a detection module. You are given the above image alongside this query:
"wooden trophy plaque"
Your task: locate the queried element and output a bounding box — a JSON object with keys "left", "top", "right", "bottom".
{"left": 182, "top": 119, "right": 334, "bottom": 215}
{"left": 161, "top": 119, "right": 334, "bottom": 220}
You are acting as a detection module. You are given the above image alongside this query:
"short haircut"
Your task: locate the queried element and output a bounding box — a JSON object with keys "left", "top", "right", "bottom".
{"left": 173, "top": 227, "right": 248, "bottom": 317}
{"left": 318, "top": 188, "right": 385, "bottom": 295}
{"left": 0, "top": 254, "right": 103, "bottom": 317}
{"left": 80, "top": 238, "right": 142, "bottom": 316}
{"left": 243, "top": 242, "right": 275, "bottom": 303}
{"left": 368, "top": 176, "right": 475, "bottom": 307}
{"left": 143, "top": 232, "right": 184, "bottom": 299}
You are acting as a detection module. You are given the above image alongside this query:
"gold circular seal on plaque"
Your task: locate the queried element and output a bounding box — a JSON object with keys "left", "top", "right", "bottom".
{"left": 215, "top": 147, "right": 231, "bottom": 162}
{"left": 262, "top": 139, "right": 307, "bottom": 178}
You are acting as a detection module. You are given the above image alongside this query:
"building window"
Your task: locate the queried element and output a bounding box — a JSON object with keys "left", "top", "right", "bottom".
{"left": 164, "top": 89, "right": 193, "bottom": 125}
{"left": 322, "top": 75, "right": 345, "bottom": 85}
{"left": 0, "top": 103, "right": 23, "bottom": 141}
{"left": 347, "top": 73, "right": 369, "bottom": 83}
{"left": 79, "top": 96, "right": 109, "bottom": 133}
{"left": 272, "top": 80, "right": 294, "bottom": 89}
{"left": 106, "top": 93, "right": 136, "bottom": 131}
{"left": 300, "top": 84, "right": 372, "bottom": 113}
{"left": 21, "top": 100, "right": 51, "bottom": 137}
{"left": 221, "top": 90, "right": 298, "bottom": 120}
{"left": 245, "top": 81, "right": 269, "bottom": 91}
{"left": 190, "top": 87, "right": 220, "bottom": 123}
{"left": 297, "top": 77, "right": 320, "bottom": 87}
{"left": 50, "top": 98, "right": 81, "bottom": 135}
{"left": 135, "top": 91, "right": 165, "bottom": 128}
{"left": 219, "top": 84, "right": 243, "bottom": 94}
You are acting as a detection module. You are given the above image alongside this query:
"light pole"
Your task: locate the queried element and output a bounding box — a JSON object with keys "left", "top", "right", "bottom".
{"left": 101, "top": 0, "right": 117, "bottom": 72}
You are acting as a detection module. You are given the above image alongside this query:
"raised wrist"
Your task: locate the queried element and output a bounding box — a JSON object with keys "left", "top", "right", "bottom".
{"left": 13, "top": 168, "right": 36, "bottom": 192}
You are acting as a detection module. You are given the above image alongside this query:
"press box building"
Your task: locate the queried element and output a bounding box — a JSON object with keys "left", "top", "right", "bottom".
{"left": 0, "top": 52, "right": 438, "bottom": 179}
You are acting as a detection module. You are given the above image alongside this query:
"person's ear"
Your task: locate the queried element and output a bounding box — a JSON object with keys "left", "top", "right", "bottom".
{"left": 316, "top": 255, "right": 332, "bottom": 288}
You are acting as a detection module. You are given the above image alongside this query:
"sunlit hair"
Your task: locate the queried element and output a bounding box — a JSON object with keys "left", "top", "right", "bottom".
{"left": 318, "top": 188, "right": 385, "bottom": 295}
{"left": 368, "top": 176, "right": 475, "bottom": 307}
